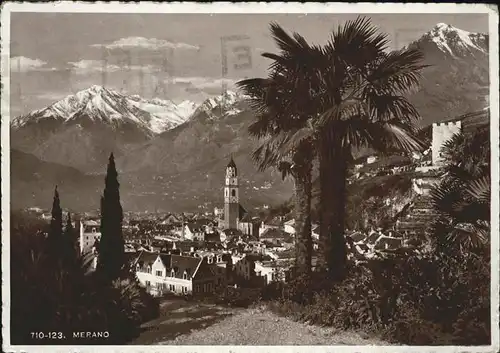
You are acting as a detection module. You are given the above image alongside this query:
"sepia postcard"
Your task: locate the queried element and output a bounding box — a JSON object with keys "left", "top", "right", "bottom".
{"left": 1, "top": 2, "right": 499, "bottom": 353}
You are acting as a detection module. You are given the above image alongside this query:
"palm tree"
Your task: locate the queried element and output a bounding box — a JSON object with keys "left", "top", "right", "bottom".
{"left": 240, "top": 18, "right": 427, "bottom": 279}
{"left": 236, "top": 23, "right": 320, "bottom": 276}
{"left": 280, "top": 17, "right": 428, "bottom": 279}
{"left": 431, "top": 125, "right": 490, "bottom": 252}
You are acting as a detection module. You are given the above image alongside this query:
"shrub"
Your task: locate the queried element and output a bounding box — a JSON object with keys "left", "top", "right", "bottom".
{"left": 265, "top": 247, "right": 490, "bottom": 345}
{"left": 215, "top": 287, "right": 263, "bottom": 308}
{"left": 10, "top": 212, "right": 160, "bottom": 345}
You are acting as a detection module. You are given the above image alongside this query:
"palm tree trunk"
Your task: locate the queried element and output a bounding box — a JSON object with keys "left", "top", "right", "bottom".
{"left": 317, "top": 138, "right": 348, "bottom": 280}
{"left": 292, "top": 148, "right": 313, "bottom": 277}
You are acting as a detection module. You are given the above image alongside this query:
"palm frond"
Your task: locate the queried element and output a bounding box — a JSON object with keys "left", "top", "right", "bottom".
{"left": 248, "top": 114, "right": 273, "bottom": 138}
{"left": 316, "top": 98, "right": 367, "bottom": 126}
{"left": 430, "top": 179, "right": 465, "bottom": 219}
{"left": 467, "top": 175, "right": 491, "bottom": 203}
{"left": 363, "top": 121, "right": 426, "bottom": 153}
{"left": 365, "top": 48, "right": 429, "bottom": 94}
{"left": 329, "top": 16, "right": 390, "bottom": 69}
{"left": 363, "top": 93, "right": 421, "bottom": 128}
{"left": 446, "top": 222, "right": 489, "bottom": 250}
{"left": 251, "top": 132, "right": 290, "bottom": 172}
{"left": 269, "top": 21, "right": 313, "bottom": 60}
{"left": 277, "top": 126, "right": 315, "bottom": 157}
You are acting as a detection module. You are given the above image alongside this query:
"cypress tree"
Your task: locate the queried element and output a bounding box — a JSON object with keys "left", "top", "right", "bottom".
{"left": 64, "top": 212, "right": 78, "bottom": 260}
{"left": 48, "top": 186, "right": 63, "bottom": 255}
{"left": 97, "top": 153, "right": 125, "bottom": 281}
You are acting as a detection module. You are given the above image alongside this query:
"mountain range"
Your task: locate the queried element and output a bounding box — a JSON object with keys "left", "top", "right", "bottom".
{"left": 10, "top": 23, "right": 490, "bottom": 212}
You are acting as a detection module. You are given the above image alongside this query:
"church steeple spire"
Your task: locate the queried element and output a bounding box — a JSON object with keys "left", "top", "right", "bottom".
{"left": 224, "top": 154, "right": 239, "bottom": 229}
{"left": 227, "top": 154, "right": 237, "bottom": 175}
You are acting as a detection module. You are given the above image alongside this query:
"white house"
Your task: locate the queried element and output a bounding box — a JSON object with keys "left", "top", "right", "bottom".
{"left": 311, "top": 224, "right": 320, "bottom": 240}
{"left": 366, "top": 155, "right": 378, "bottom": 164}
{"left": 374, "top": 235, "right": 403, "bottom": 250}
{"left": 183, "top": 220, "right": 216, "bottom": 241}
{"left": 232, "top": 253, "right": 276, "bottom": 284}
{"left": 214, "top": 207, "right": 224, "bottom": 217}
{"left": 258, "top": 218, "right": 282, "bottom": 237}
{"left": 283, "top": 219, "right": 296, "bottom": 235}
{"left": 254, "top": 261, "right": 280, "bottom": 285}
{"left": 134, "top": 251, "right": 226, "bottom": 297}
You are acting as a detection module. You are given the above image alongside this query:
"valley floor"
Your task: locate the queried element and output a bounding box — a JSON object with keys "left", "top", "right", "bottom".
{"left": 131, "top": 298, "right": 389, "bottom": 346}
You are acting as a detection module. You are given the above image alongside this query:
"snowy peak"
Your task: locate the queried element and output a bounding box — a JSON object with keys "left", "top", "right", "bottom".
{"left": 12, "top": 85, "right": 153, "bottom": 133}
{"left": 196, "top": 90, "right": 248, "bottom": 119}
{"left": 127, "top": 95, "right": 198, "bottom": 133}
{"left": 200, "top": 90, "right": 240, "bottom": 110}
{"left": 12, "top": 85, "right": 198, "bottom": 134}
{"left": 421, "top": 23, "right": 488, "bottom": 57}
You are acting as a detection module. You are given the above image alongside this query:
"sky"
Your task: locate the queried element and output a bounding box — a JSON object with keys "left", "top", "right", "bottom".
{"left": 10, "top": 12, "right": 489, "bottom": 117}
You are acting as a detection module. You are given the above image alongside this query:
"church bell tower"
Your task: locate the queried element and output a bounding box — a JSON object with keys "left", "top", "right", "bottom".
{"left": 224, "top": 156, "right": 239, "bottom": 229}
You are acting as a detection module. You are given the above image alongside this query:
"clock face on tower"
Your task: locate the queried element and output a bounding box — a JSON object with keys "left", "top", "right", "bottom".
{"left": 229, "top": 196, "right": 238, "bottom": 203}
{"left": 229, "top": 178, "right": 237, "bottom": 185}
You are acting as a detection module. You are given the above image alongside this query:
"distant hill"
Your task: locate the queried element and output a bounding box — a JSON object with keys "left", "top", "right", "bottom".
{"left": 10, "top": 149, "right": 102, "bottom": 211}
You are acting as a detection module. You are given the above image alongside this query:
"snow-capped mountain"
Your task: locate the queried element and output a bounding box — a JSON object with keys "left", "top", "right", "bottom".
{"left": 194, "top": 90, "right": 248, "bottom": 119}
{"left": 406, "top": 23, "right": 489, "bottom": 126}
{"left": 10, "top": 85, "right": 200, "bottom": 172}
{"left": 412, "top": 23, "right": 488, "bottom": 58}
{"left": 127, "top": 95, "right": 198, "bottom": 133}
{"left": 12, "top": 85, "right": 197, "bottom": 135}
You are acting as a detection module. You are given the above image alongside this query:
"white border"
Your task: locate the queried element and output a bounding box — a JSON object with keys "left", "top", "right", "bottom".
{"left": 1, "top": 2, "right": 499, "bottom": 353}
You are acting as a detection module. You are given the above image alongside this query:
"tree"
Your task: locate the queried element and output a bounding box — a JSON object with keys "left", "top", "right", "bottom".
{"left": 280, "top": 17, "right": 427, "bottom": 279}
{"left": 431, "top": 124, "right": 491, "bottom": 252}
{"left": 236, "top": 23, "right": 318, "bottom": 276}
{"left": 63, "top": 212, "right": 78, "bottom": 262}
{"left": 241, "top": 18, "right": 427, "bottom": 279}
{"left": 252, "top": 135, "right": 314, "bottom": 276}
{"left": 10, "top": 211, "right": 159, "bottom": 344}
{"left": 47, "top": 186, "right": 63, "bottom": 257}
{"left": 97, "top": 153, "right": 125, "bottom": 282}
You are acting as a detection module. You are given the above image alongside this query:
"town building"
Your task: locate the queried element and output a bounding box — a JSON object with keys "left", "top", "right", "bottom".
{"left": 283, "top": 219, "right": 296, "bottom": 235}
{"left": 259, "top": 228, "right": 293, "bottom": 247}
{"left": 255, "top": 260, "right": 281, "bottom": 285}
{"left": 258, "top": 218, "right": 282, "bottom": 237}
{"left": 366, "top": 155, "right": 378, "bottom": 164}
{"left": 182, "top": 219, "right": 217, "bottom": 241}
{"left": 220, "top": 228, "right": 243, "bottom": 243}
{"left": 311, "top": 224, "right": 320, "bottom": 240}
{"left": 133, "top": 251, "right": 227, "bottom": 297}
{"left": 78, "top": 219, "right": 101, "bottom": 254}
{"left": 160, "top": 213, "right": 183, "bottom": 225}
{"left": 231, "top": 253, "right": 289, "bottom": 287}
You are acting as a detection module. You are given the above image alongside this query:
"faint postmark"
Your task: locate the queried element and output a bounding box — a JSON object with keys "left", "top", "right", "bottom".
{"left": 100, "top": 46, "right": 175, "bottom": 98}
{"left": 150, "top": 48, "right": 175, "bottom": 98}
{"left": 10, "top": 41, "right": 23, "bottom": 102}
{"left": 220, "top": 35, "right": 253, "bottom": 113}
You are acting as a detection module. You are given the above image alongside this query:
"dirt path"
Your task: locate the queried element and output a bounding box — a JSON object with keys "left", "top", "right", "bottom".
{"left": 155, "top": 305, "right": 389, "bottom": 346}
{"left": 132, "top": 299, "right": 241, "bottom": 344}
